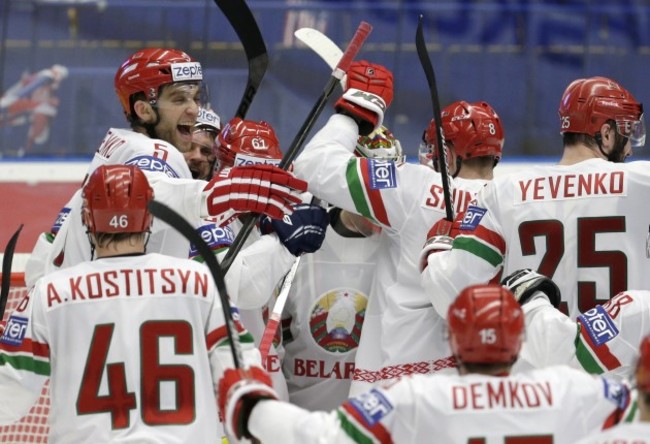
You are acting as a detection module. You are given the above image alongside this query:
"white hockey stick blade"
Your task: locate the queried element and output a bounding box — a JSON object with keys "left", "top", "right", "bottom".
{"left": 259, "top": 255, "right": 302, "bottom": 363}
{"left": 294, "top": 28, "right": 346, "bottom": 89}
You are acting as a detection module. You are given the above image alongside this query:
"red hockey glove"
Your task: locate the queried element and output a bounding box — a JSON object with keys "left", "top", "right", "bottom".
{"left": 418, "top": 215, "right": 465, "bottom": 272}
{"left": 203, "top": 164, "right": 307, "bottom": 221}
{"left": 335, "top": 60, "right": 394, "bottom": 136}
{"left": 218, "top": 366, "right": 278, "bottom": 441}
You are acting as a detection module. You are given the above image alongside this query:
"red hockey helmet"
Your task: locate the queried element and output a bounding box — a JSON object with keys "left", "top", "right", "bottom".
{"left": 423, "top": 101, "right": 504, "bottom": 163}
{"left": 447, "top": 284, "right": 524, "bottom": 365}
{"left": 216, "top": 117, "right": 283, "bottom": 170}
{"left": 82, "top": 165, "right": 154, "bottom": 234}
{"left": 114, "top": 48, "right": 203, "bottom": 118}
{"left": 637, "top": 335, "right": 650, "bottom": 392}
{"left": 558, "top": 76, "right": 645, "bottom": 147}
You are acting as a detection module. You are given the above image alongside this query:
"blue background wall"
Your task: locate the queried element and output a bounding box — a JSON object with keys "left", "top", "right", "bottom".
{"left": 2, "top": 0, "right": 650, "bottom": 161}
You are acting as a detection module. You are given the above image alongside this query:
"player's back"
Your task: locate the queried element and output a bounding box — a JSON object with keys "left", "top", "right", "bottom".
{"left": 479, "top": 158, "right": 650, "bottom": 318}
{"left": 359, "top": 366, "right": 629, "bottom": 444}
{"left": 31, "top": 253, "right": 221, "bottom": 443}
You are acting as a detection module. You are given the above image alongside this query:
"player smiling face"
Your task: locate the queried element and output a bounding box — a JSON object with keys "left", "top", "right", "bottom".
{"left": 151, "top": 82, "right": 202, "bottom": 153}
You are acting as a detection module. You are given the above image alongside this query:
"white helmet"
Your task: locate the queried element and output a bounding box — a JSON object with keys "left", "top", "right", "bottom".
{"left": 195, "top": 107, "right": 221, "bottom": 134}
{"left": 355, "top": 125, "right": 405, "bottom": 162}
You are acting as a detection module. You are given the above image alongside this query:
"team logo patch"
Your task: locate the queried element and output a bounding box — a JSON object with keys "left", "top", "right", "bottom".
{"left": 348, "top": 389, "right": 393, "bottom": 425}
{"left": 51, "top": 207, "right": 71, "bottom": 234}
{"left": 578, "top": 305, "right": 619, "bottom": 346}
{"left": 0, "top": 315, "right": 29, "bottom": 346}
{"left": 367, "top": 159, "right": 397, "bottom": 190}
{"left": 459, "top": 205, "right": 487, "bottom": 230}
{"left": 308, "top": 288, "right": 367, "bottom": 354}
{"left": 602, "top": 378, "right": 628, "bottom": 409}
{"left": 125, "top": 156, "right": 180, "bottom": 178}
{"left": 190, "top": 224, "right": 235, "bottom": 256}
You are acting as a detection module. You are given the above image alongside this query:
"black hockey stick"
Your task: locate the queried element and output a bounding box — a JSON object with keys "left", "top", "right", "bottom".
{"left": 416, "top": 15, "right": 455, "bottom": 222}
{"left": 213, "top": 0, "right": 268, "bottom": 119}
{"left": 220, "top": 21, "right": 373, "bottom": 273}
{"left": 0, "top": 224, "right": 23, "bottom": 321}
{"left": 148, "top": 201, "right": 244, "bottom": 369}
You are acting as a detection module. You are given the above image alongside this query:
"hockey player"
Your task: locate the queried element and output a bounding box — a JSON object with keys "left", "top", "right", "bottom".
{"left": 184, "top": 106, "right": 220, "bottom": 180}
{"left": 213, "top": 117, "right": 329, "bottom": 400}
{"left": 0, "top": 165, "right": 261, "bottom": 441}
{"left": 501, "top": 268, "right": 650, "bottom": 382}
{"left": 422, "top": 76, "right": 648, "bottom": 321}
{"left": 280, "top": 126, "right": 403, "bottom": 411}
{"left": 217, "top": 284, "right": 632, "bottom": 444}
{"left": 576, "top": 335, "right": 650, "bottom": 443}
{"left": 24, "top": 48, "right": 307, "bottom": 287}
{"left": 291, "top": 59, "right": 505, "bottom": 395}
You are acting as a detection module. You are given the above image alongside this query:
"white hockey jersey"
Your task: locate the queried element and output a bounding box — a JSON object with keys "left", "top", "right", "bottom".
{"left": 0, "top": 253, "right": 261, "bottom": 443}
{"left": 247, "top": 365, "right": 631, "bottom": 444}
{"left": 423, "top": 158, "right": 650, "bottom": 320}
{"left": 575, "top": 422, "right": 650, "bottom": 444}
{"left": 293, "top": 114, "right": 487, "bottom": 395}
{"left": 281, "top": 217, "right": 382, "bottom": 410}
{"left": 515, "top": 290, "right": 650, "bottom": 382}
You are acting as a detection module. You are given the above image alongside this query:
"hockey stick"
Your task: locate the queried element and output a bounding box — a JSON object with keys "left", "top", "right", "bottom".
{"left": 213, "top": 0, "right": 268, "bottom": 119}
{"left": 0, "top": 224, "right": 23, "bottom": 321}
{"left": 258, "top": 193, "right": 324, "bottom": 364}
{"left": 148, "top": 201, "right": 245, "bottom": 369}
{"left": 258, "top": 254, "right": 301, "bottom": 365}
{"left": 416, "top": 15, "right": 455, "bottom": 222}
{"left": 220, "top": 21, "right": 373, "bottom": 273}
{"left": 294, "top": 28, "right": 346, "bottom": 88}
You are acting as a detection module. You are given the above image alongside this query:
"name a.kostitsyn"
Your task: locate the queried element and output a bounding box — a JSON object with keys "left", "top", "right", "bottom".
{"left": 44, "top": 268, "right": 210, "bottom": 308}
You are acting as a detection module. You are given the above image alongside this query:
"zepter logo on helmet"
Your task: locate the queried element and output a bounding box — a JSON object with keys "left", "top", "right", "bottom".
{"left": 355, "top": 125, "right": 405, "bottom": 163}
{"left": 447, "top": 284, "right": 524, "bottom": 365}
{"left": 419, "top": 101, "right": 504, "bottom": 168}
{"left": 195, "top": 107, "right": 221, "bottom": 134}
{"left": 216, "top": 117, "right": 283, "bottom": 171}
{"left": 114, "top": 48, "right": 203, "bottom": 118}
{"left": 637, "top": 335, "right": 650, "bottom": 392}
{"left": 558, "top": 76, "right": 645, "bottom": 148}
{"left": 82, "top": 165, "right": 154, "bottom": 234}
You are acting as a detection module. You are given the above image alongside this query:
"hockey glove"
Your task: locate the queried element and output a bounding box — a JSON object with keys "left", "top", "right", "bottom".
{"left": 500, "top": 268, "right": 562, "bottom": 308}
{"left": 203, "top": 164, "right": 307, "bottom": 221}
{"left": 260, "top": 203, "right": 329, "bottom": 257}
{"left": 219, "top": 366, "right": 278, "bottom": 442}
{"left": 335, "top": 60, "right": 394, "bottom": 136}
{"left": 418, "top": 215, "right": 465, "bottom": 272}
